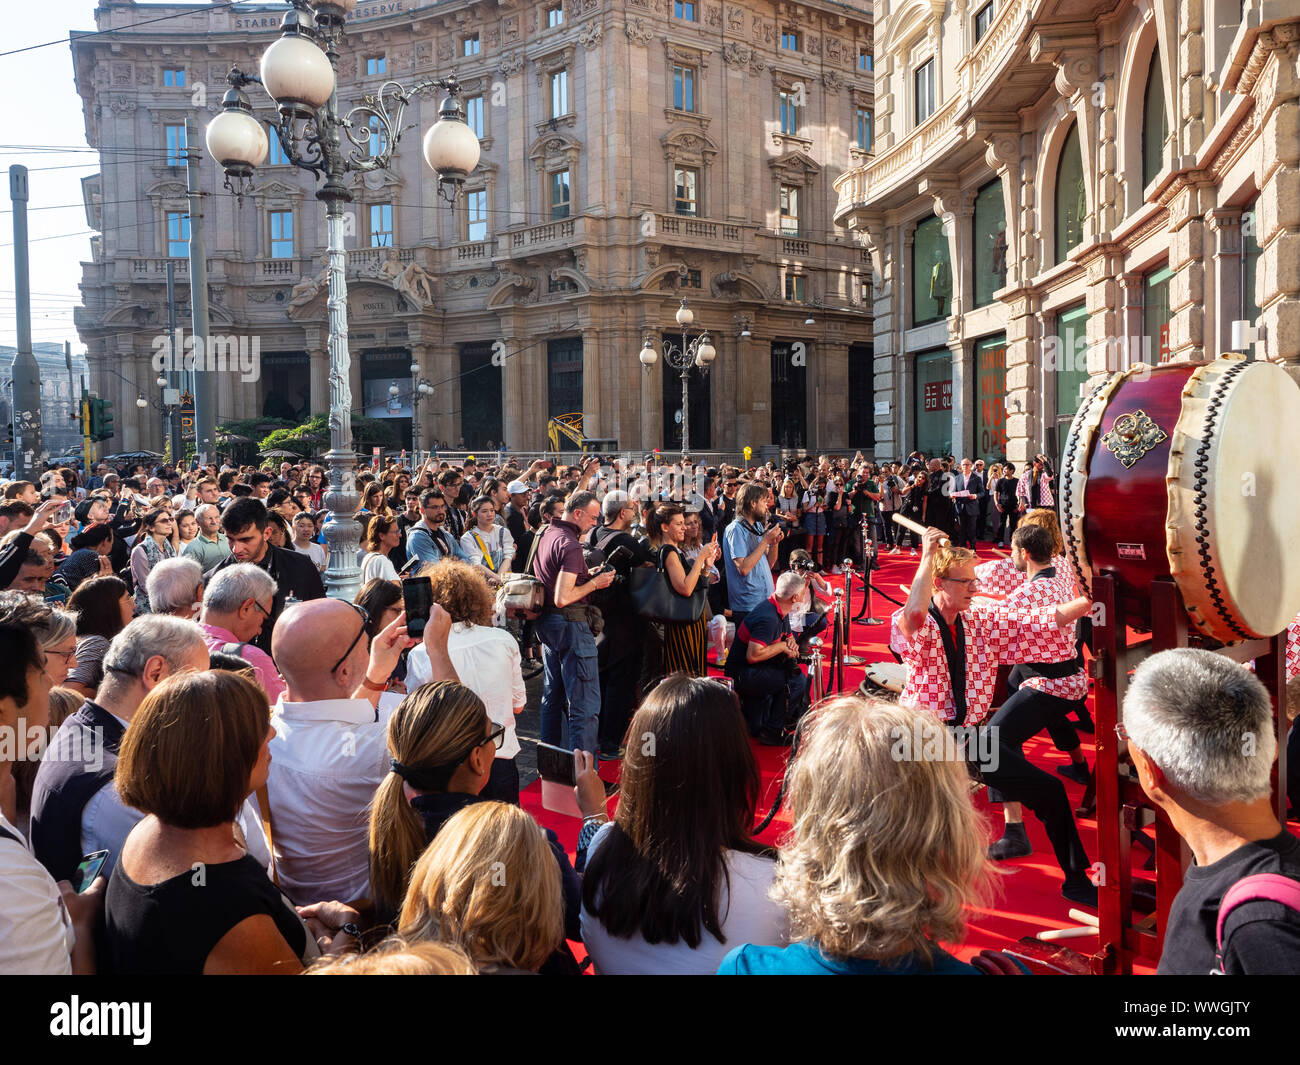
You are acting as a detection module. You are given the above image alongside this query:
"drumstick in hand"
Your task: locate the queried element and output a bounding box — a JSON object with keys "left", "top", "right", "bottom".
{"left": 892, "top": 513, "right": 949, "bottom": 547}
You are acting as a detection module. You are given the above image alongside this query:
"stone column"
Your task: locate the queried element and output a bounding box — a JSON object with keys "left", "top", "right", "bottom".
{"left": 581, "top": 327, "right": 602, "bottom": 440}
{"left": 1206, "top": 208, "right": 1242, "bottom": 358}
{"left": 817, "top": 340, "right": 850, "bottom": 451}
{"left": 1085, "top": 250, "right": 1126, "bottom": 379}
{"left": 1166, "top": 183, "right": 1206, "bottom": 363}
{"left": 309, "top": 348, "right": 329, "bottom": 417}
{"left": 1004, "top": 294, "right": 1038, "bottom": 466}
{"left": 1254, "top": 27, "right": 1300, "bottom": 375}
{"left": 869, "top": 219, "right": 898, "bottom": 456}
{"left": 1120, "top": 273, "right": 1145, "bottom": 365}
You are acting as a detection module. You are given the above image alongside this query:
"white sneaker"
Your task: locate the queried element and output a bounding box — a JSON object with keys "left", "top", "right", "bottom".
{"left": 910, "top": 549, "right": 918, "bottom": 557}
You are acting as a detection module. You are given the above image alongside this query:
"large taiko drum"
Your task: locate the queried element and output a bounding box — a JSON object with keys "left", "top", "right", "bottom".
{"left": 1060, "top": 355, "right": 1300, "bottom": 642}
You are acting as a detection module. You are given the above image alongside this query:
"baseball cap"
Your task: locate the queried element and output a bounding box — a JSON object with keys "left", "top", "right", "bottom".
{"left": 506, "top": 479, "right": 530, "bottom": 495}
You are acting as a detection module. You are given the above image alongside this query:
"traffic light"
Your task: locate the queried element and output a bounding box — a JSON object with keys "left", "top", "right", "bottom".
{"left": 88, "top": 398, "right": 116, "bottom": 442}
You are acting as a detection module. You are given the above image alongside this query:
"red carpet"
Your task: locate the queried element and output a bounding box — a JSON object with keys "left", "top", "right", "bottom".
{"left": 520, "top": 544, "right": 1284, "bottom": 972}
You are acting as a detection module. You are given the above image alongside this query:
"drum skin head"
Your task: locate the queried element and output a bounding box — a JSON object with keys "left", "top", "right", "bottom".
{"left": 1167, "top": 357, "right": 1300, "bottom": 640}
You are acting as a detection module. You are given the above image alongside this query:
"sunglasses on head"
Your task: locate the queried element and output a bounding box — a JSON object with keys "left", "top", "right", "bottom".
{"left": 330, "top": 601, "right": 371, "bottom": 674}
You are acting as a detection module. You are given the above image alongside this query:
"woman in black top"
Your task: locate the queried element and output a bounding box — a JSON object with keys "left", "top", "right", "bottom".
{"left": 368, "top": 681, "right": 600, "bottom": 938}
{"left": 646, "top": 502, "right": 721, "bottom": 678}
{"left": 994, "top": 462, "right": 1018, "bottom": 547}
{"left": 105, "top": 670, "right": 358, "bottom": 974}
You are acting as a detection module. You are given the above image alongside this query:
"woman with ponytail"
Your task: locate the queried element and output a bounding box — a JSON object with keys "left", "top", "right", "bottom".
{"left": 367, "top": 681, "right": 600, "bottom": 943}
{"left": 54, "top": 522, "right": 115, "bottom": 592}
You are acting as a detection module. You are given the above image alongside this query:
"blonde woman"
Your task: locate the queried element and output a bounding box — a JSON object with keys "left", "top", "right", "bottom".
{"left": 720, "top": 695, "right": 993, "bottom": 974}
{"left": 307, "top": 935, "right": 476, "bottom": 975}
{"left": 397, "top": 802, "right": 565, "bottom": 974}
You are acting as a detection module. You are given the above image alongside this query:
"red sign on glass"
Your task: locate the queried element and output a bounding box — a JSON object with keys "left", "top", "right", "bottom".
{"left": 923, "top": 379, "right": 953, "bottom": 413}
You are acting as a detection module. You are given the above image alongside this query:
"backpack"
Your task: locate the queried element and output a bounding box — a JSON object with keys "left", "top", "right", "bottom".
{"left": 1213, "top": 872, "right": 1300, "bottom": 974}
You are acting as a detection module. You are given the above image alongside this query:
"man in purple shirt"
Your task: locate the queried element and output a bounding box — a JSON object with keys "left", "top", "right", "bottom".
{"left": 197, "top": 562, "right": 286, "bottom": 704}
{"left": 532, "top": 490, "right": 615, "bottom": 760}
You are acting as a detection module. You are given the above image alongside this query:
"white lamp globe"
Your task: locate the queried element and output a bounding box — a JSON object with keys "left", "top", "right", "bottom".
{"left": 423, "top": 110, "right": 480, "bottom": 182}
{"left": 205, "top": 108, "right": 268, "bottom": 171}
{"left": 410, "top": 362, "right": 421, "bottom": 375}
{"left": 261, "top": 34, "right": 335, "bottom": 114}
{"left": 675, "top": 301, "right": 694, "bottom": 327}
{"left": 388, "top": 384, "right": 400, "bottom": 396}
{"left": 696, "top": 335, "right": 716, "bottom": 364}
{"left": 136, "top": 395, "right": 148, "bottom": 409}
{"left": 639, "top": 340, "right": 658, "bottom": 367}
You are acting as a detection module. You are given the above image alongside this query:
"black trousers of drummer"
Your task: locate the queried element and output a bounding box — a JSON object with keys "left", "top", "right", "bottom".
{"left": 978, "top": 676, "right": 1090, "bottom": 885}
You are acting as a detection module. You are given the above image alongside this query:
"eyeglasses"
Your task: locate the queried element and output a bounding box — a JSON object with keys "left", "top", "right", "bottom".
{"left": 1114, "top": 721, "right": 1130, "bottom": 742}
{"left": 330, "top": 601, "right": 371, "bottom": 674}
{"left": 250, "top": 599, "right": 272, "bottom": 619}
{"left": 480, "top": 723, "right": 506, "bottom": 751}
{"left": 44, "top": 647, "right": 76, "bottom": 665}
{"left": 940, "top": 576, "right": 981, "bottom": 589}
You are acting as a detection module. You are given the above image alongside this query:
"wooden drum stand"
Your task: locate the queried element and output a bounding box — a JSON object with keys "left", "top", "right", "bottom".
{"left": 1085, "top": 573, "right": 1289, "bottom": 975}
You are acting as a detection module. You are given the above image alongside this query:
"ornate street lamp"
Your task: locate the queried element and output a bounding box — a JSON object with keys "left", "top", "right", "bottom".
{"left": 205, "top": 0, "right": 478, "bottom": 600}
{"left": 638, "top": 298, "right": 715, "bottom": 459}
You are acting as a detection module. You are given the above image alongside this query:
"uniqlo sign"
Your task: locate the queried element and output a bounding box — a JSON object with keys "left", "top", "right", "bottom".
{"left": 923, "top": 379, "right": 952, "bottom": 412}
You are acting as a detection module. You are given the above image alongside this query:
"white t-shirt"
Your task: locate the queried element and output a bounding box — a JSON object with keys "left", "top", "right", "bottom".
{"left": 295, "top": 541, "right": 328, "bottom": 572}
{"left": 0, "top": 812, "right": 75, "bottom": 975}
{"left": 580, "top": 823, "right": 787, "bottom": 975}
{"left": 359, "top": 550, "right": 398, "bottom": 584}
{"left": 406, "top": 624, "right": 526, "bottom": 759}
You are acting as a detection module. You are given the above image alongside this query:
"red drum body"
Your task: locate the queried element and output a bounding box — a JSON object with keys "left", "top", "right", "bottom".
{"left": 1061, "top": 356, "right": 1300, "bottom": 643}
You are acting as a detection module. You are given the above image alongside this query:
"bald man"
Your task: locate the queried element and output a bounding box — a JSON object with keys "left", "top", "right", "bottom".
{"left": 262, "top": 598, "right": 458, "bottom": 906}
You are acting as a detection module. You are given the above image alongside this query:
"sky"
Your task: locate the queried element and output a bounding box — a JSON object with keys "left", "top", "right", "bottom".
{"left": 0, "top": 3, "right": 267, "bottom": 355}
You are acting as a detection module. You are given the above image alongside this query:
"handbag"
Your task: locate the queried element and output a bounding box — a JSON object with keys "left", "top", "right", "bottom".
{"left": 628, "top": 547, "right": 707, "bottom": 623}
{"left": 496, "top": 575, "right": 545, "bottom": 618}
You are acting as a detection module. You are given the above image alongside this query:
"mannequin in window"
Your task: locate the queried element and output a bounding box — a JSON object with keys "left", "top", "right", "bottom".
{"left": 990, "top": 228, "right": 1007, "bottom": 288}
{"left": 929, "top": 252, "right": 951, "bottom": 317}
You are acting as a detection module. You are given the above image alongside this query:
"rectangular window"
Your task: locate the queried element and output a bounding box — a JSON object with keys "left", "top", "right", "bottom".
{"left": 915, "top": 59, "right": 936, "bottom": 125}
{"left": 166, "top": 211, "right": 189, "bottom": 258}
{"left": 547, "top": 4, "right": 563, "bottom": 26}
{"left": 369, "top": 203, "right": 393, "bottom": 248}
{"left": 464, "top": 95, "right": 484, "bottom": 138}
{"left": 858, "top": 51, "right": 873, "bottom": 72}
{"left": 779, "top": 90, "right": 801, "bottom": 135}
{"left": 972, "top": 179, "right": 1006, "bottom": 307}
{"left": 784, "top": 274, "right": 806, "bottom": 302}
{"left": 912, "top": 214, "right": 952, "bottom": 326}
{"left": 547, "top": 337, "right": 584, "bottom": 419}
{"left": 915, "top": 349, "right": 953, "bottom": 457}
{"left": 1144, "top": 264, "right": 1174, "bottom": 363}
{"left": 974, "top": 334, "right": 1008, "bottom": 463}
{"left": 770, "top": 342, "right": 807, "bottom": 449}
{"left": 684, "top": 269, "right": 701, "bottom": 288}
{"left": 674, "top": 0, "right": 697, "bottom": 20}
{"left": 848, "top": 343, "right": 875, "bottom": 448}
{"left": 267, "top": 135, "right": 287, "bottom": 165}
{"left": 162, "top": 68, "right": 186, "bottom": 87}
{"left": 674, "top": 166, "right": 698, "bottom": 216}
{"left": 974, "top": 2, "right": 995, "bottom": 42}
{"left": 673, "top": 64, "right": 696, "bottom": 113}
{"left": 1053, "top": 304, "right": 1090, "bottom": 469}
{"left": 467, "top": 189, "right": 487, "bottom": 242}
{"left": 1242, "top": 204, "right": 1261, "bottom": 323}
{"left": 463, "top": 35, "right": 480, "bottom": 56}
{"left": 779, "top": 185, "right": 800, "bottom": 235}
{"left": 368, "top": 114, "right": 388, "bottom": 158}
{"left": 856, "top": 108, "right": 873, "bottom": 150}
{"left": 781, "top": 31, "right": 800, "bottom": 51}
{"left": 550, "top": 169, "right": 570, "bottom": 219}
{"left": 165, "top": 124, "right": 186, "bottom": 167}
{"left": 269, "top": 210, "right": 294, "bottom": 259}
{"left": 550, "top": 70, "right": 569, "bottom": 117}
{"left": 365, "top": 55, "right": 387, "bottom": 76}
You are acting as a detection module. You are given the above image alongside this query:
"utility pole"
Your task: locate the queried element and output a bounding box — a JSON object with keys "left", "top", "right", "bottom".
{"left": 9, "top": 165, "right": 43, "bottom": 479}
{"left": 185, "top": 118, "right": 214, "bottom": 467}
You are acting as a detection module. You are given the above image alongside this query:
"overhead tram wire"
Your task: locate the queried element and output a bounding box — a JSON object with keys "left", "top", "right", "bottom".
{"left": 0, "top": 1, "right": 262, "bottom": 59}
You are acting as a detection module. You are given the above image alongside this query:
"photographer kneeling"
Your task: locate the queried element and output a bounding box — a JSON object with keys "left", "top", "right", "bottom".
{"left": 725, "top": 571, "right": 811, "bottom": 746}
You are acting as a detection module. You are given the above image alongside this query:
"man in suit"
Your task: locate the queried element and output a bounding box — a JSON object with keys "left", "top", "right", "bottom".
{"left": 952, "top": 458, "right": 984, "bottom": 549}
{"left": 924, "top": 458, "right": 956, "bottom": 541}
{"left": 206, "top": 497, "right": 326, "bottom": 655}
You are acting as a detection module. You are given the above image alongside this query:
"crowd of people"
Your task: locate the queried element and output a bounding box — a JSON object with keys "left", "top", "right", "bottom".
{"left": 1, "top": 444, "right": 1298, "bottom": 977}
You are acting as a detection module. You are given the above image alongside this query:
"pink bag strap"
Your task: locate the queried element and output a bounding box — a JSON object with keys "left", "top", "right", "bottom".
{"left": 1215, "top": 873, "right": 1300, "bottom": 965}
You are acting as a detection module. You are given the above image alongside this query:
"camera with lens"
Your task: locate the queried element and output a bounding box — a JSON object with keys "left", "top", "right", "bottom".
{"left": 791, "top": 555, "right": 817, "bottom": 575}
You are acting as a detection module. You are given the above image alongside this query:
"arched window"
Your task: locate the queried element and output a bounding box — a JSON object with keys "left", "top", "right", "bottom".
{"left": 1141, "top": 48, "right": 1168, "bottom": 188}
{"left": 1054, "top": 122, "right": 1085, "bottom": 264}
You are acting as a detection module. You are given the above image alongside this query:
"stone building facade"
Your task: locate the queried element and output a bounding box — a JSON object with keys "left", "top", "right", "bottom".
{"left": 72, "top": 0, "right": 877, "bottom": 456}
{"left": 834, "top": 0, "right": 1298, "bottom": 467}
